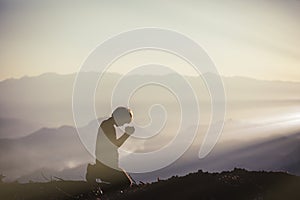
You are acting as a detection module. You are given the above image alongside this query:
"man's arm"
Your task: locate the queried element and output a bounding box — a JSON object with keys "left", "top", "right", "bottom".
{"left": 100, "top": 121, "right": 131, "bottom": 147}
{"left": 115, "top": 133, "right": 130, "bottom": 147}
{"left": 115, "top": 126, "right": 135, "bottom": 147}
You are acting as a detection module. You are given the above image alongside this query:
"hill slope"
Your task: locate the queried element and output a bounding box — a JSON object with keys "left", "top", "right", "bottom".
{"left": 1, "top": 169, "right": 300, "bottom": 200}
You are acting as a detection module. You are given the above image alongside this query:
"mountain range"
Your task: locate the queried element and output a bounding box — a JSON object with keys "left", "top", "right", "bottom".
{"left": 0, "top": 120, "right": 299, "bottom": 183}
{"left": 0, "top": 72, "right": 300, "bottom": 183}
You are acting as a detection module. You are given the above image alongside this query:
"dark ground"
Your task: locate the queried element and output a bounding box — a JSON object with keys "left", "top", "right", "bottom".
{"left": 1, "top": 168, "right": 300, "bottom": 200}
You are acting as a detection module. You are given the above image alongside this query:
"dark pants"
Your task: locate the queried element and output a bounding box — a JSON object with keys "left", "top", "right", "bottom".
{"left": 86, "top": 161, "right": 132, "bottom": 190}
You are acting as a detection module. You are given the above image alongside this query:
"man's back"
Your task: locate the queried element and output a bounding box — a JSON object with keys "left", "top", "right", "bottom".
{"left": 95, "top": 118, "right": 119, "bottom": 169}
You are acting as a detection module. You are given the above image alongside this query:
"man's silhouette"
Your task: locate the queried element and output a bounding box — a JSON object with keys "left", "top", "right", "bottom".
{"left": 86, "top": 107, "right": 134, "bottom": 190}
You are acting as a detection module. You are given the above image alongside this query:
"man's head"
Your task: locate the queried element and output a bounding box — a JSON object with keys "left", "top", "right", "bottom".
{"left": 112, "top": 107, "right": 133, "bottom": 126}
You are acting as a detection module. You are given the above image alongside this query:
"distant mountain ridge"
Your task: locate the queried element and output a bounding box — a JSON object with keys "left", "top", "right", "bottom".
{"left": 1, "top": 72, "right": 300, "bottom": 183}
{"left": 1, "top": 72, "right": 300, "bottom": 130}
{"left": 0, "top": 117, "right": 42, "bottom": 139}
{"left": 1, "top": 119, "right": 300, "bottom": 183}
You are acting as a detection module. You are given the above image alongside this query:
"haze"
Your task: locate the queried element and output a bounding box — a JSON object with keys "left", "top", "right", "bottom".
{"left": 0, "top": 0, "right": 300, "bottom": 81}
{"left": 0, "top": 0, "right": 300, "bottom": 183}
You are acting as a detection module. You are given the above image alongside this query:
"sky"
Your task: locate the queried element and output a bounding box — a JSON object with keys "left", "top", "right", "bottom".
{"left": 0, "top": 0, "right": 299, "bottom": 81}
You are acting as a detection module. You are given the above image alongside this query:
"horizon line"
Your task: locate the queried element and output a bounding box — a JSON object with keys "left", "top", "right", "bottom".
{"left": 1, "top": 71, "right": 300, "bottom": 84}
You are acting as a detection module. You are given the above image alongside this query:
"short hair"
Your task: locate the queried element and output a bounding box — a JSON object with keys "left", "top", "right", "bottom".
{"left": 112, "top": 107, "right": 132, "bottom": 125}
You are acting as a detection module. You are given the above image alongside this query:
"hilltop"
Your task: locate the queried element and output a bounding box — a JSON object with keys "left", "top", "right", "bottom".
{"left": 1, "top": 168, "right": 300, "bottom": 200}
